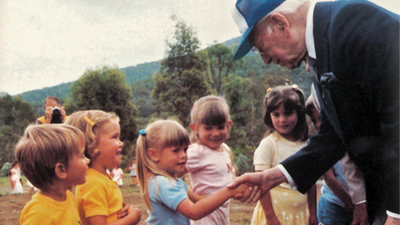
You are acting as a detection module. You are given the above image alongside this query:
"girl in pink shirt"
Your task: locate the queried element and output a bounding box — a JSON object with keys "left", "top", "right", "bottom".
{"left": 186, "top": 95, "right": 236, "bottom": 225}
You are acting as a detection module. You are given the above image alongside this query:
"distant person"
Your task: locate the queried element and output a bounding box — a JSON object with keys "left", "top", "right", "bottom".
{"left": 112, "top": 165, "right": 124, "bottom": 186}
{"left": 9, "top": 161, "right": 23, "bottom": 194}
{"left": 186, "top": 95, "right": 236, "bottom": 225}
{"left": 15, "top": 124, "right": 90, "bottom": 225}
{"left": 35, "top": 96, "right": 68, "bottom": 124}
{"left": 135, "top": 119, "right": 250, "bottom": 225}
{"left": 65, "top": 110, "right": 141, "bottom": 225}
{"left": 129, "top": 158, "right": 138, "bottom": 186}
{"left": 251, "top": 86, "right": 317, "bottom": 225}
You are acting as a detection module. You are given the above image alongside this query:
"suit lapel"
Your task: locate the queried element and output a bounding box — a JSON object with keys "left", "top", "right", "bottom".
{"left": 311, "top": 2, "right": 344, "bottom": 141}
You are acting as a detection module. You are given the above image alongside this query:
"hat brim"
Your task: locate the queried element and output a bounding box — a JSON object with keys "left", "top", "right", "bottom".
{"left": 233, "top": 24, "right": 255, "bottom": 61}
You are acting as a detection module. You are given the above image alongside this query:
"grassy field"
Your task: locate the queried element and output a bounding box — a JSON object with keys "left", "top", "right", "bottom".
{"left": 0, "top": 174, "right": 256, "bottom": 225}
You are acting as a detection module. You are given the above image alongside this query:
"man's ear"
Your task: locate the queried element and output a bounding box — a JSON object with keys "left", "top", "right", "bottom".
{"left": 55, "top": 163, "right": 67, "bottom": 179}
{"left": 270, "top": 13, "right": 290, "bottom": 30}
{"left": 147, "top": 148, "right": 160, "bottom": 163}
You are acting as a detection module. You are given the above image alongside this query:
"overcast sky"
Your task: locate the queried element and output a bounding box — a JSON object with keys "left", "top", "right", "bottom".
{"left": 0, "top": 0, "right": 398, "bottom": 95}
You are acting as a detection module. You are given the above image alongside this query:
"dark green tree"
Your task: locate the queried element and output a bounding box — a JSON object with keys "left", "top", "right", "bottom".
{"left": 207, "top": 43, "right": 242, "bottom": 94}
{"left": 66, "top": 66, "right": 138, "bottom": 153}
{"left": 152, "top": 20, "right": 213, "bottom": 127}
{"left": 0, "top": 94, "right": 37, "bottom": 167}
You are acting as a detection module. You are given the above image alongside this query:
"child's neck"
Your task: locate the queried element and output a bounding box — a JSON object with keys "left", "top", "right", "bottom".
{"left": 39, "top": 183, "right": 68, "bottom": 202}
{"left": 199, "top": 142, "right": 223, "bottom": 152}
{"left": 90, "top": 162, "right": 111, "bottom": 177}
{"left": 277, "top": 132, "right": 297, "bottom": 142}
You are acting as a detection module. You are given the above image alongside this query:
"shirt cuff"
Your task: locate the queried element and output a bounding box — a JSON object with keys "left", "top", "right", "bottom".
{"left": 355, "top": 200, "right": 366, "bottom": 205}
{"left": 387, "top": 211, "right": 400, "bottom": 219}
{"left": 277, "top": 164, "right": 297, "bottom": 190}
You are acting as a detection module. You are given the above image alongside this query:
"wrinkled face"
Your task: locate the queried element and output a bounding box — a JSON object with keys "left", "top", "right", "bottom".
{"left": 66, "top": 140, "right": 90, "bottom": 186}
{"left": 270, "top": 103, "right": 298, "bottom": 141}
{"left": 254, "top": 23, "right": 307, "bottom": 69}
{"left": 157, "top": 145, "right": 188, "bottom": 178}
{"left": 194, "top": 122, "right": 231, "bottom": 150}
{"left": 95, "top": 119, "right": 124, "bottom": 169}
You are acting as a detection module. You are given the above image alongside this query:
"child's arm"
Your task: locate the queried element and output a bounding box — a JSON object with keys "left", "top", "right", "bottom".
{"left": 87, "top": 205, "right": 141, "bottom": 225}
{"left": 306, "top": 184, "right": 317, "bottom": 225}
{"left": 177, "top": 184, "right": 249, "bottom": 220}
{"left": 187, "top": 189, "right": 206, "bottom": 203}
{"left": 259, "top": 191, "right": 280, "bottom": 225}
{"left": 323, "top": 168, "right": 354, "bottom": 209}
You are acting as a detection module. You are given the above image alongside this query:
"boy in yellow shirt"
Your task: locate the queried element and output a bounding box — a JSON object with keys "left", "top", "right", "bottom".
{"left": 15, "top": 124, "right": 90, "bottom": 225}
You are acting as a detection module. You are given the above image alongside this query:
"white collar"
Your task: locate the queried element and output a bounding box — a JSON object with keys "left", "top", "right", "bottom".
{"left": 305, "top": 1, "right": 317, "bottom": 59}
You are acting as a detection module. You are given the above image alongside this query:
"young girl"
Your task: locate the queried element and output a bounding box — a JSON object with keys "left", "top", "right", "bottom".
{"left": 136, "top": 119, "right": 249, "bottom": 225}
{"left": 65, "top": 110, "right": 141, "bottom": 225}
{"left": 9, "top": 161, "right": 23, "bottom": 194}
{"left": 251, "top": 85, "right": 317, "bottom": 225}
{"left": 186, "top": 95, "right": 235, "bottom": 225}
{"left": 129, "top": 158, "right": 138, "bottom": 186}
{"left": 112, "top": 166, "right": 124, "bottom": 186}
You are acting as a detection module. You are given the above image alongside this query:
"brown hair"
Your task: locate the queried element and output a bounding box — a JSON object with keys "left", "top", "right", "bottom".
{"left": 136, "top": 119, "right": 190, "bottom": 211}
{"left": 65, "top": 110, "right": 119, "bottom": 161}
{"left": 15, "top": 124, "right": 85, "bottom": 191}
{"left": 263, "top": 85, "right": 308, "bottom": 141}
{"left": 44, "top": 96, "right": 60, "bottom": 105}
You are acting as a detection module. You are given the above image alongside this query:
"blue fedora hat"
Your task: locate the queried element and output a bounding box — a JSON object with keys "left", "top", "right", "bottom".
{"left": 232, "top": 0, "right": 285, "bottom": 60}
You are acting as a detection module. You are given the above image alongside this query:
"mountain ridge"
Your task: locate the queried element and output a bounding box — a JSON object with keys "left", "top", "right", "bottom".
{"left": 18, "top": 36, "right": 241, "bottom": 104}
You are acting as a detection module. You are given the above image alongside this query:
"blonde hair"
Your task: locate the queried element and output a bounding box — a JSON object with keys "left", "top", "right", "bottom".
{"left": 136, "top": 119, "right": 190, "bottom": 211}
{"left": 15, "top": 124, "right": 85, "bottom": 191}
{"left": 190, "top": 95, "right": 231, "bottom": 143}
{"left": 263, "top": 85, "right": 308, "bottom": 141}
{"left": 65, "top": 110, "right": 119, "bottom": 161}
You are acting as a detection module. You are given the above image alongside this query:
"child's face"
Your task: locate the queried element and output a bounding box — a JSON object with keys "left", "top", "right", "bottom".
{"left": 95, "top": 118, "right": 124, "bottom": 169}
{"left": 66, "top": 140, "right": 90, "bottom": 186}
{"left": 156, "top": 145, "right": 188, "bottom": 178}
{"left": 310, "top": 108, "right": 321, "bottom": 131}
{"left": 191, "top": 121, "right": 232, "bottom": 150}
{"left": 270, "top": 103, "right": 298, "bottom": 141}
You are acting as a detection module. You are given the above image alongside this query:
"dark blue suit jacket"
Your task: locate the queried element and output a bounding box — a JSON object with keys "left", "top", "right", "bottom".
{"left": 280, "top": 0, "right": 399, "bottom": 221}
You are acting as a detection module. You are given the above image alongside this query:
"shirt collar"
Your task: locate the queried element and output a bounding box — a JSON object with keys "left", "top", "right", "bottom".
{"left": 306, "top": 0, "right": 317, "bottom": 59}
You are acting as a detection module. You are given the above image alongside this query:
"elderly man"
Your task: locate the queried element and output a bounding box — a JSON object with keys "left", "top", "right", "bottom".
{"left": 229, "top": 0, "right": 399, "bottom": 224}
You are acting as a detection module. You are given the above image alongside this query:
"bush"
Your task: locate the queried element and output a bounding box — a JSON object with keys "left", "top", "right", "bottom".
{"left": 0, "top": 162, "right": 11, "bottom": 177}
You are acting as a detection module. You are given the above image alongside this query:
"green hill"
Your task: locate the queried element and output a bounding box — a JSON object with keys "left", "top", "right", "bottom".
{"left": 18, "top": 37, "right": 241, "bottom": 104}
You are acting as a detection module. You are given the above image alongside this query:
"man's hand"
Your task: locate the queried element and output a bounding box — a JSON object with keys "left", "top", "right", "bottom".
{"left": 60, "top": 106, "right": 67, "bottom": 122}
{"left": 45, "top": 106, "right": 54, "bottom": 124}
{"left": 351, "top": 202, "right": 368, "bottom": 225}
{"left": 385, "top": 216, "right": 400, "bottom": 225}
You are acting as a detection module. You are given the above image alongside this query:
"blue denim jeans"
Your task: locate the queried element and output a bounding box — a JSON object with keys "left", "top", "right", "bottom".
{"left": 317, "top": 195, "right": 353, "bottom": 225}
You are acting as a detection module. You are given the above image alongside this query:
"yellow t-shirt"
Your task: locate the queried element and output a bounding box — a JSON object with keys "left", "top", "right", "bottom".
{"left": 75, "top": 168, "right": 123, "bottom": 225}
{"left": 20, "top": 190, "right": 80, "bottom": 225}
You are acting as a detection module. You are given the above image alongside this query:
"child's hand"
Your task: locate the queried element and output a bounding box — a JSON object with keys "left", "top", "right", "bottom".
{"left": 117, "top": 205, "right": 130, "bottom": 219}
{"left": 118, "top": 205, "right": 141, "bottom": 219}
{"left": 231, "top": 183, "right": 252, "bottom": 197}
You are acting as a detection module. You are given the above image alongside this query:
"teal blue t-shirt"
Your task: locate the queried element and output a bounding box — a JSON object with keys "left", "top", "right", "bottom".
{"left": 147, "top": 176, "right": 189, "bottom": 225}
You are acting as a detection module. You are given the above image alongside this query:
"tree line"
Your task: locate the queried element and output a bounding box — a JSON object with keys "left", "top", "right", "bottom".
{"left": 0, "top": 19, "right": 312, "bottom": 174}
